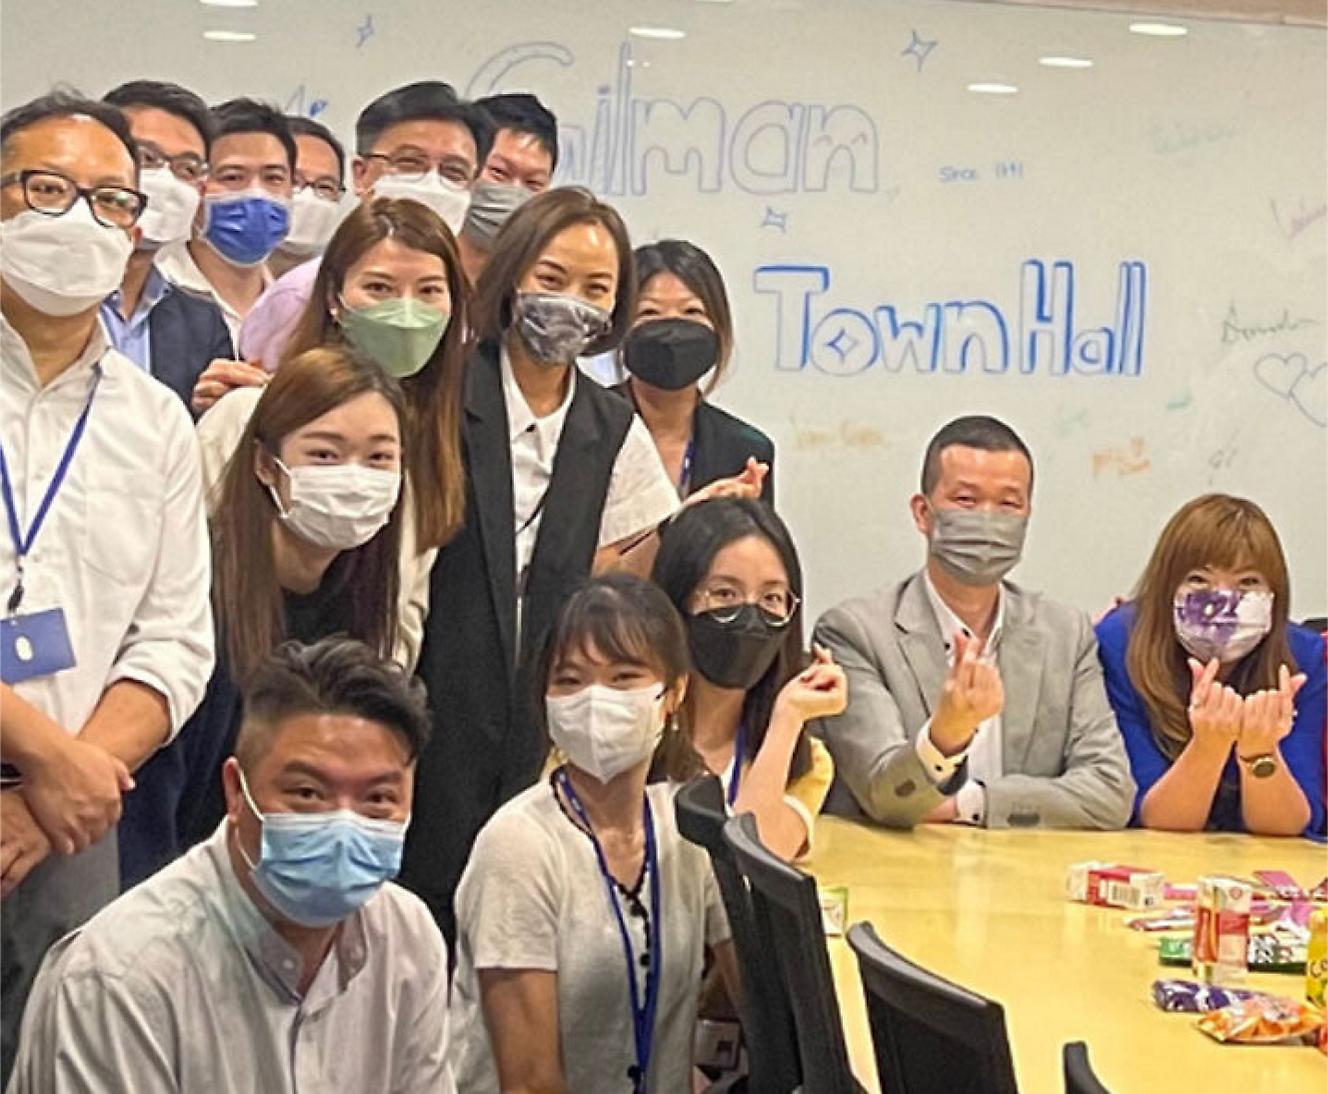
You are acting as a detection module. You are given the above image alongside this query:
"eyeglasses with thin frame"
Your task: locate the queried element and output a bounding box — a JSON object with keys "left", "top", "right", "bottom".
{"left": 0, "top": 169, "right": 146, "bottom": 229}
{"left": 295, "top": 174, "right": 346, "bottom": 202}
{"left": 364, "top": 150, "right": 474, "bottom": 187}
{"left": 136, "top": 141, "right": 207, "bottom": 185}
{"left": 694, "top": 582, "right": 800, "bottom": 627}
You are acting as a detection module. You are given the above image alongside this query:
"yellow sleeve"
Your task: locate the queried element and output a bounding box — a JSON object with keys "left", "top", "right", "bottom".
{"left": 783, "top": 737, "right": 836, "bottom": 859}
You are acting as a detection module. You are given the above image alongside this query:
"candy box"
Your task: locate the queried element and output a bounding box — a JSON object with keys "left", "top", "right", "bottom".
{"left": 1066, "top": 861, "right": 1164, "bottom": 910}
{"left": 1194, "top": 876, "right": 1252, "bottom": 985}
{"left": 818, "top": 886, "right": 848, "bottom": 937}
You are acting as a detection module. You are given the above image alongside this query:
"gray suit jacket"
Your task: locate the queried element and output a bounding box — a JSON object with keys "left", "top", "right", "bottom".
{"left": 812, "top": 571, "right": 1135, "bottom": 830}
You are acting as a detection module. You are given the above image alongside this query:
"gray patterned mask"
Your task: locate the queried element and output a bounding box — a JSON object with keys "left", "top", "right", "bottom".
{"left": 511, "top": 290, "right": 611, "bottom": 366}
{"left": 927, "top": 506, "right": 1028, "bottom": 586}
{"left": 461, "top": 181, "right": 531, "bottom": 249}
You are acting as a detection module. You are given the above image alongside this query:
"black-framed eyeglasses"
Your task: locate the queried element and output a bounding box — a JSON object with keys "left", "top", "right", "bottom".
{"left": 694, "top": 585, "right": 801, "bottom": 627}
{"left": 364, "top": 151, "right": 474, "bottom": 187}
{"left": 0, "top": 169, "right": 146, "bottom": 228}
{"left": 136, "top": 141, "right": 207, "bottom": 184}
{"left": 295, "top": 174, "right": 346, "bottom": 202}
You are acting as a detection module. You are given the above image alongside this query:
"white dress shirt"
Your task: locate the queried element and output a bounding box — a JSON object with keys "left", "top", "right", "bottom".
{"left": 8, "top": 821, "right": 456, "bottom": 1094}
{"left": 0, "top": 314, "right": 213, "bottom": 736}
{"left": 914, "top": 574, "right": 1006, "bottom": 825}
{"left": 500, "top": 346, "right": 678, "bottom": 608}
{"left": 155, "top": 241, "right": 271, "bottom": 345}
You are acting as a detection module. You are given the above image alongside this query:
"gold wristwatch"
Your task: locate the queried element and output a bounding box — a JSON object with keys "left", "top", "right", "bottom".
{"left": 1237, "top": 752, "right": 1278, "bottom": 779}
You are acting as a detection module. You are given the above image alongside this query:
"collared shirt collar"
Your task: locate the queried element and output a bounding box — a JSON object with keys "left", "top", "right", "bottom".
{"left": 206, "top": 821, "right": 370, "bottom": 1003}
{"left": 103, "top": 263, "right": 173, "bottom": 323}
{"left": 923, "top": 569, "right": 1005, "bottom": 657}
{"left": 1, "top": 309, "right": 109, "bottom": 395}
{"left": 500, "top": 340, "right": 575, "bottom": 445}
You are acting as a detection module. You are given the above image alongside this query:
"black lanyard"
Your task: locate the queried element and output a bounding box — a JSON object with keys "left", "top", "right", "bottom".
{"left": 0, "top": 373, "right": 100, "bottom": 615}
{"left": 557, "top": 769, "right": 662, "bottom": 1092}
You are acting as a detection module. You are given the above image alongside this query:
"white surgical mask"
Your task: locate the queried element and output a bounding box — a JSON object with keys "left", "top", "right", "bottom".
{"left": 135, "top": 167, "right": 200, "bottom": 249}
{"left": 0, "top": 204, "right": 133, "bottom": 316}
{"left": 546, "top": 683, "right": 666, "bottom": 783}
{"left": 371, "top": 173, "right": 470, "bottom": 235}
{"left": 267, "top": 458, "right": 401, "bottom": 551}
{"left": 283, "top": 188, "right": 343, "bottom": 254}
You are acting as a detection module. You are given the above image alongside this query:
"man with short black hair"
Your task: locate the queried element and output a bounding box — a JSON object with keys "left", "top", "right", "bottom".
{"left": 9, "top": 638, "right": 456, "bottom": 1094}
{"left": 100, "top": 80, "right": 235, "bottom": 409}
{"left": 457, "top": 91, "right": 558, "bottom": 282}
{"left": 813, "top": 414, "right": 1134, "bottom": 830}
{"left": 272, "top": 115, "right": 346, "bottom": 278}
{"left": 156, "top": 98, "right": 295, "bottom": 345}
{"left": 0, "top": 91, "right": 213, "bottom": 1080}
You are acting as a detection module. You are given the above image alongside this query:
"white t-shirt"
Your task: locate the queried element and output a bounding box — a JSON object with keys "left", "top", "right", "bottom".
{"left": 450, "top": 779, "right": 731, "bottom": 1093}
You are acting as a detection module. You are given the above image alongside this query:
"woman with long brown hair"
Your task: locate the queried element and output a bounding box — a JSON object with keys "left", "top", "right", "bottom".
{"left": 119, "top": 344, "right": 408, "bottom": 886}
{"left": 195, "top": 196, "right": 469, "bottom": 668}
{"left": 1095, "top": 494, "right": 1325, "bottom": 836}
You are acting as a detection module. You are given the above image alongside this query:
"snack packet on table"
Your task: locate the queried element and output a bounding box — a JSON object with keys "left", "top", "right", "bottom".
{"left": 1150, "top": 979, "right": 1268, "bottom": 1012}
{"left": 1195, "top": 996, "right": 1324, "bottom": 1045}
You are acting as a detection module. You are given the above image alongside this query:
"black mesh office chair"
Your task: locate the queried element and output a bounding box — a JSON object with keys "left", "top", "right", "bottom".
{"left": 676, "top": 776, "right": 800, "bottom": 1093}
{"left": 723, "top": 811, "right": 863, "bottom": 1094}
{"left": 846, "top": 921, "right": 1019, "bottom": 1094}
{"left": 1062, "top": 1041, "right": 1112, "bottom": 1094}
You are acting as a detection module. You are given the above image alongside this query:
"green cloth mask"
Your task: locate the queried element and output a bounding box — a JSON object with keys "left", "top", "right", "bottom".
{"left": 340, "top": 297, "right": 450, "bottom": 378}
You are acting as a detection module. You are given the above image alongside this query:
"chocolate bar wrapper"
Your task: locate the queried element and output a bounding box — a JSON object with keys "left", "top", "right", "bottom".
{"left": 1151, "top": 979, "right": 1265, "bottom": 1012}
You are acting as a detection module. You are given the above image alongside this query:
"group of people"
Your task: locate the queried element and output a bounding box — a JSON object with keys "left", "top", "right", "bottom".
{"left": 0, "top": 73, "right": 1322, "bottom": 1094}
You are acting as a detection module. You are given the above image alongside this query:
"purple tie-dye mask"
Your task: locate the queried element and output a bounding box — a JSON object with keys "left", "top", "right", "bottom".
{"left": 1172, "top": 588, "right": 1273, "bottom": 664}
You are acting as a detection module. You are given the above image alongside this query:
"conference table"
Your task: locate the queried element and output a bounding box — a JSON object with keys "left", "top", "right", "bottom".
{"left": 809, "top": 818, "right": 1325, "bottom": 1093}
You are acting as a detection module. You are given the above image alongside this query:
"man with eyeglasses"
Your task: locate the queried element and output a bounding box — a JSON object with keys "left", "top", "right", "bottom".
{"left": 270, "top": 115, "right": 347, "bottom": 279}
{"left": 0, "top": 92, "right": 214, "bottom": 1083}
{"left": 193, "top": 81, "right": 491, "bottom": 414}
{"left": 156, "top": 98, "right": 296, "bottom": 355}
{"left": 99, "top": 81, "right": 235, "bottom": 411}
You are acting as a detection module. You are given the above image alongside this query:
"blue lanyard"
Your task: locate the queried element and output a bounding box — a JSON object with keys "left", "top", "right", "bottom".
{"left": 726, "top": 721, "right": 747, "bottom": 807}
{"left": 0, "top": 373, "right": 100, "bottom": 615}
{"left": 557, "top": 768, "right": 662, "bottom": 1092}
{"left": 677, "top": 436, "right": 695, "bottom": 500}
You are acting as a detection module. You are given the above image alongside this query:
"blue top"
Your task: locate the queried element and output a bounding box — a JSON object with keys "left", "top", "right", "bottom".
{"left": 1095, "top": 605, "right": 1326, "bottom": 835}
{"left": 100, "top": 266, "right": 173, "bottom": 371}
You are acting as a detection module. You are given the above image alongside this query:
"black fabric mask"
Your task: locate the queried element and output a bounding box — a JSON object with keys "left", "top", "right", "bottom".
{"left": 622, "top": 318, "right": 720, "bottom": 391}
{"left": 687, "top": 603, "right": 785, "bottom": 690}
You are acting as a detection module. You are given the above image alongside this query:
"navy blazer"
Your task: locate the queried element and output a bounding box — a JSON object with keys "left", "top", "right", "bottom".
{"left": 148, "top": 289, "right": 234, "bottom": 411}
{"left": 612, "top": 383, "right": 777, "bottom": 504}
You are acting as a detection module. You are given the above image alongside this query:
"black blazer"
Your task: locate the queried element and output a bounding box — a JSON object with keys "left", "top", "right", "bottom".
{"left": 147, "top": 289, "right": 234, "bottom": 410}
{"left": 613, "top": 383, "right": 777, "bottom": 505}
{"left": 402, "top": 342, "right": 635, "bottom": 941}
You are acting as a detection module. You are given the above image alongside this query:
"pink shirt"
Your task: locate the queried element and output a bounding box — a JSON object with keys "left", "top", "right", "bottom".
{"left": 237, "top": 257, "right": 321, "bottom": 369}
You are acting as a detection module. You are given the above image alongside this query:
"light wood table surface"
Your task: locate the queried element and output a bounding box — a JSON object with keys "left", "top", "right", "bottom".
{"left": 808, "top": 818, "right": 1326, "bottom": 1093}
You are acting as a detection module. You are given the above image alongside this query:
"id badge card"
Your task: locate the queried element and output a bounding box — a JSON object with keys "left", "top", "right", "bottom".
{"left": 1, "top": 608, "right": 76, "bottom": 685}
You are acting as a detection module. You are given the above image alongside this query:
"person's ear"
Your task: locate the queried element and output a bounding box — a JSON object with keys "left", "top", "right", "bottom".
{"left": 667, "top": 675, "right": 689, "bottom": 717}
{"left": 253, "top": 441, "right": 280, "bottom": 489}
{"left": 351, "top": 156, "right": 369, "bottom": 197}
{"left": 910, "top": 493, "right": 933, "bottom": 536}
{"left": 221, "top": 757, "right": 245, "bottom": 827}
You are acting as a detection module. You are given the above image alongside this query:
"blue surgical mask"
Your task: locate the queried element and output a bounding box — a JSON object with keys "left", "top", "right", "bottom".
{"left": 235, "top": 771, "right": 407, "bottom": 927}
{"left": 202, "top": 188, "right": 291, "bottom": 267}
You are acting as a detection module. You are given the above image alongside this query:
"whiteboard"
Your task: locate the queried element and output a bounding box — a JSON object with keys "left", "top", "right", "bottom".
{"left": 4, "top": 0, "right": 1325, "bottom": 622}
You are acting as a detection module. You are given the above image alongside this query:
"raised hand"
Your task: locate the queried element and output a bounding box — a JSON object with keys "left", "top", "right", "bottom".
{"left": 1185, "top": 657, "right": 1242, "bottom": 754}
{"left": 931, "top": 631, "right": 1004, "bottom": 754}
{"left": 774, "top": 643, "right": 848, "bottom": 724}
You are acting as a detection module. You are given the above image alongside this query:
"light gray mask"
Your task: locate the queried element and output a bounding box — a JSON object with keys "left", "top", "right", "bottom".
{"left": 511, "top": 290, "right": 611, "bottom": 366}
{"left": 461, "top": 181, "right": 531, "bottom": 249}
{"left": 927, "top": 506, "right": 1028, "bottom": 586}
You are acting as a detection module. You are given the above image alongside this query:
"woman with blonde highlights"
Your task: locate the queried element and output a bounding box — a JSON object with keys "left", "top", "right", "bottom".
{"left": 1095, "top": 494, "right": 1325, "bottom": 835}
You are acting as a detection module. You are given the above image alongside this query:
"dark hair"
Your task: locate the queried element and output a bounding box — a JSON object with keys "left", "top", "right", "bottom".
{"left": 237, "top": 637, "right": 431, "bottom": 770}
{"left": 629, "top": 239, "right": 734, "bottom": 392}
{"left": 284, "top": 197, "right": 470, "bottom": 549}
{"left": 215, "top": 344, "right": 406, "bottom": 683}
{"left": 651, "top": 498, "right": 811, "bottom": 783}
{"left": 287, "top": 115, "right": 345, "bottom": 180}
{"left": 354, "top": 81, "right": 493, "bottom": 167}
{"left": 472, "top": 186, "right": 636, "bottom": 356}
{"left": 1, "top": 90, "right": 138, "bottom": 173}
{"left": 920, "top": 414, "right": 1034, "bottom": 495}
{"left": 477, "top": 92, "right": 558, "bottom": 169}
{"left": 103, "top": 80, "right": 214, "bottom": 152}
{"left": 211, "top": 97, "right": 297, "bottom": 171}
{"left": 533, "top": 573, "right": 699, "bottom": 776}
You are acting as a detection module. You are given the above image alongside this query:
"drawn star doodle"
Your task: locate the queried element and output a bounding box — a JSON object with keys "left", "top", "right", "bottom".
{"left": 901, "top": 30, "right": 937, "bottom": 73}
{"left": 761, "top": 207, "right": 789, "bottom": 232}
{"left": 357, "top": 14, "right": 375, "bottom": 48}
